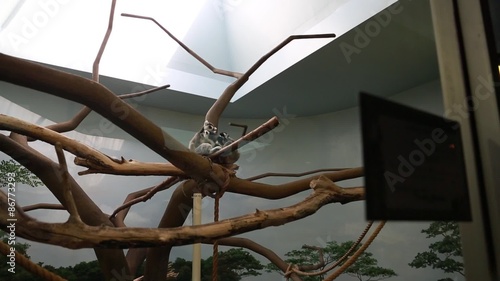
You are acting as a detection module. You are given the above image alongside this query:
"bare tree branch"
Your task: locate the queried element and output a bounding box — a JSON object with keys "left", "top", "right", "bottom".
{"left": 109, "top": 177, "right": 182, "bottom": 220}
{"left": 0, "top": 134, "right": 131, "bottom": 280}
{"left": 229, "top": 122, "right": 248, "bottom": 136}
{"left": 54, "top": 142, "right": 83, "bottom": 224}
{"left": 2, "top": 53, "right": 351, "bottom": 201}
{"left": 228, "top": 167, "right": 364, "bottom": 200}
{"left": 39, "top": 0, "right": 117, "bottom": 137}
{"left": 136, "top": 167, "right": 362, "bottom": 279}
{"left": 23, "top": 203, "right": 66, "bottom": 212}
{"left": 212, "top": 237, "right": 303, "bottom": 281}
{"left": 0, "top": 177, "right": 364, "bottom": 249}
{"left": 121, "top": 13, "right": 244, "bottom": 79}
{"left": 139, "top": 168, "right": 361, "bottom": 280}
{"left": 0, "top": 53, "right": 228, "bottom": 185}
{"left": 0, "top": 114, "right": 186, "bottom": 177}
{"left": 74, "top": 157, "right": 184, "bottom": 176}
{"left": 205, "top": 33, "right": 336, "bottom": 127}
{"left": 37, "top": 84, "right": 169, "bottom": 139}
{"left": 246, "top": 168, "right": 351, "bottom": 181}
{"left": 125, "top": 11, "right": 335, "bottom": 131}
{"left": 118, "top": 84, "right": 170, "bottom": 99}
{"left": 209, "top": 116, "right": 280, "bottom": 159}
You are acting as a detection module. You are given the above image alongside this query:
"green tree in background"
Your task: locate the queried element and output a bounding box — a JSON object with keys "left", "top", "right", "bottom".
{"left": 203, "top": 248, "right": 264, "bottom": 281}
{"left": 0, "top": 159, "right": 43, "bottom": 188}
{"left": 266, "top": 241, "right": 396, "bottom": 281}
{"left": 172, "top": 248, "right": 264, "bottom": 281}
{"left": 266, "top": 245, "right": 320, "bottom": 281}
{"left": 409, "top": 221, "right": 464, "bottom": 280}
{"left": 0, "top": 160, "right": 44, "bottom": 280}
{"left": 72, "top": 260, "right": 104, "bottom": 281}
{"left": 172, "top": 257, "right": 192, "bottom": 281}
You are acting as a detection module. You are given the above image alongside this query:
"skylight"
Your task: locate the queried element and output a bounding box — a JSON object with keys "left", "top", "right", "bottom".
{"left": 0, "top": 0, "right": 208, "bottom": 80}
{"left": 0, "top": 0, "right": 396, "bottom": 101}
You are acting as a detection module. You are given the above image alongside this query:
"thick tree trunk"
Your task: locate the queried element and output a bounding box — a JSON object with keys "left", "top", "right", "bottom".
{"left": 0, "top": 134, "right": 131, "bottom": 280}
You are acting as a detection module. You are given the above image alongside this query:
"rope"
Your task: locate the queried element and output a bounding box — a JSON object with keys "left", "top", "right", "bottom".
{"left": 323, "top": 220, "right": 386, "bottom": 281}
{"left": 284, "top": 221, "right": 374, "bottom": 278}
{"left": 283, "top": 221, "right": 373, "bottom": 278}
{"left": 0, "top": 240, "right": 67, "bottom": 281}
{"left": 211, "top": 164, "right": 231, "bottom": 281}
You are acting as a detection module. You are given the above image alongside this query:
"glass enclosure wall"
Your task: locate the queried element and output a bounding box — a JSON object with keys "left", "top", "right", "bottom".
{"left": 1, "top": 0, "right": 498, "bottom": 280}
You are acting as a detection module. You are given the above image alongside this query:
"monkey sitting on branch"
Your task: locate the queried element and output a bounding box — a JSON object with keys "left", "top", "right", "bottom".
{"left": 189, "top": 120, "right": 240, "bottom": 165}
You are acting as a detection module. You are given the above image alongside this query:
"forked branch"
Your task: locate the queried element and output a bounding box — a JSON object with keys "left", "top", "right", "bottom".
{"left": 0, "top": 177, "right": 364, "bottom": 249}
{"left": 121, "top": 13, "right": 244, "bottom": 79}
{"left": 41, "top": 0, "right": 116, "bottom": 136}
{"left": 120, "top": 12, "right": 335, "bottom": 129}
{"left": 0, "top": 114, "right": 185, "bottom": 177}
{"left": 54, "top": 142, "right": 82, "bottom": 224}
{"left": 109, "top": 176, "right": 182, "bottom": 220}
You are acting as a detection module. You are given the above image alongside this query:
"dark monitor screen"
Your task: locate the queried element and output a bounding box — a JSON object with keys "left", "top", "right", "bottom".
{"left": 360, "top": 92, "right": 471, "bottom": 221}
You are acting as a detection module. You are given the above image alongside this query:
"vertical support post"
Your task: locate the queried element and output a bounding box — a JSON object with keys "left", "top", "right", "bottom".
{"left": 192, "top": 193, "right": 202, "bottom": 281}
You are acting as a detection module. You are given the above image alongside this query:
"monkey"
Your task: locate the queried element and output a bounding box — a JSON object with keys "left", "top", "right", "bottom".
{"left": 215, "top": 132, "right": 233, "bottom": 147}
{"left": 189, "top": 121, "right": 240, "bottom": 164}
{"left": 189, "top": 120, "right": 220, "bottom": 155}
{"left": 213, "top": 131, "right": 240, "bottom": 164}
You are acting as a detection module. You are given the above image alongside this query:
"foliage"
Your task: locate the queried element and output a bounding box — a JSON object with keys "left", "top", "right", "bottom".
{"left": 70, "top": 260, "right": 104, "bottom": 281}
{"left": 266, "top": 241, "right": 397, "bottom": 281}
{"left": 266, "top": 246, "right": 321, "bottom": 281}
{"left": 0, "top": 159, "right": 43, "bottom": 188}
{"left": 172, "top": 257, "right": 192, "bottom": 281}
{"left": 172, "top": 248, "right": 264, "bottom": 281}
{"left": 217, "top": 248, "right": 264, "bottom": 278}
{"left": 409, "top": 221, "right": 464, "bottom": 278}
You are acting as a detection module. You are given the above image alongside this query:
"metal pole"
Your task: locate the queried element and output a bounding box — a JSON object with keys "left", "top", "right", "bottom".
{"left": 192, "top": 193, "right": 202, "bottom": 281}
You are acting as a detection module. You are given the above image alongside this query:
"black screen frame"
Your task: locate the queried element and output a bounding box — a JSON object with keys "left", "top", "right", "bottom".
{"left": 360, "top": 92, "right": 472, "bottom": 221}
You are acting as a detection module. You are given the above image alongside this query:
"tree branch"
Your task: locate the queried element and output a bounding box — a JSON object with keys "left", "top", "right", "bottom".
{"left": 23, "top": 203, "right": 66, "bottom": 212}
{"left": 120, "top": 13, "right": 244, "bottom": 79}
{"left": 211, "top": 237, "right": 303, "bottom": 281}
{"left": 0, "top": 114, "right": 186, "bottom": 177}
{"left": 0, "top": 53, "right": 229, "bottom": 186}
{"left": 0, "top": 177, "right": 364, "bottom": 249}
{"left": 205, "top": 33, "right": 336, "bottom": 127}
{"left": 245, "top": 168, "right": 351, "bottom": 181}
{"left": 54, "top": 142, "right": 83, "bottom": 224}
{"left": 228, "top": 167, "right": 364, "bottom": 200}
{"left": 0, "top": 134, "right": 131, "bottom": 280}
{"left": 118, "top": 84, "right": 170, "bottom": 99}
{"left": 109, "top": 177, "right": 182, "bottom": 220}
{"left": 209, "top": 116, "right": 280, "bottom": 159}
{"left": 39, "top": 84, "right": 169, "bottom": 138}
{"left": 74, "top": 157, "right": 184, "bottom": 176}
{"left": 37, "top": 0, "right": 117, "bottom": 137}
